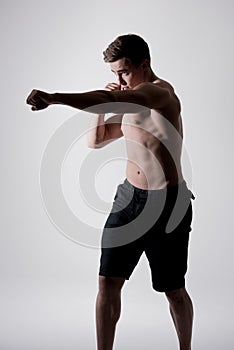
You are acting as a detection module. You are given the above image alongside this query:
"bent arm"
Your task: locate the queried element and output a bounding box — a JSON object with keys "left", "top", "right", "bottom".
{"left": 87, "top": 114, "right": 123, "bottom": 148}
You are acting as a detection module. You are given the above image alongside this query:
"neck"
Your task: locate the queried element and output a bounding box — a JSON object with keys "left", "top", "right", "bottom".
{"left": 147, "top": 68, "right": 158, "bottom": 82}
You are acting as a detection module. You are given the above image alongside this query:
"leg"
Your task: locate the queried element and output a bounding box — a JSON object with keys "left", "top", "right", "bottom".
{"left": 165, "top": 287, "right": 193, "bottom": 350}
{"left": 96, "top": 275, "right": 125, "bottom": 350}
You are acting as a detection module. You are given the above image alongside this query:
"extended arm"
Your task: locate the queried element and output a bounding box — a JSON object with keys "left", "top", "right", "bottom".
{"left": 26, "top": 83, "right": 171, "bottom": 114}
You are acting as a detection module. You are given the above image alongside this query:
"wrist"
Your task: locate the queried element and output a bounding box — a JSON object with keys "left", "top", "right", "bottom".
{"left": 50, "top": 92, "right": 59, "bottom": 104}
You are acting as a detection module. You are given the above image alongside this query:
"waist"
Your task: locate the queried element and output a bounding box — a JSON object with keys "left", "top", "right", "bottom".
{"left": 124, "top": 178, "right": 187, "bottom": 194}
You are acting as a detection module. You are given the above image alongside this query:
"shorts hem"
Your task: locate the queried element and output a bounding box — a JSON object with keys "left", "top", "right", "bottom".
{"left": 99, "top": 272, "right": 129, "bottom": 280}
{"left": 153, "top": 282, "right": 186, "bottom": 293}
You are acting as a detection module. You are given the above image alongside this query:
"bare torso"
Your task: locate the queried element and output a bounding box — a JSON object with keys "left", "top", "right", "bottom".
{"left": 121, "top": 80, "right": 184, "bottom": 190}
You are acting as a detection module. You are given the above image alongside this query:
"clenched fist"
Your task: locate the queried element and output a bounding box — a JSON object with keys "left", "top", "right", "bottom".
{"left": 26, "top": 89, "right": 54, "bottom": 111}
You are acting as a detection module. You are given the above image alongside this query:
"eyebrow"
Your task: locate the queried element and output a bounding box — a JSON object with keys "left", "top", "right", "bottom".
{"left": 111, "top": 69, "right": 128, "bottom": 73}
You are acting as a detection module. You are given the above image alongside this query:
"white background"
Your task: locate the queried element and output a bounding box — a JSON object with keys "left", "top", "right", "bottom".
{"left": 1, "top": 0, "right": 234, "bottom": 349}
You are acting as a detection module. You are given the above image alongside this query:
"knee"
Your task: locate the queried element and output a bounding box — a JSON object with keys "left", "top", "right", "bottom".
{"left": 165, "top": 288, "right": 186, "bottom": 305}
{"left": 98, "top": 276, "right": 125, "bottom": 298}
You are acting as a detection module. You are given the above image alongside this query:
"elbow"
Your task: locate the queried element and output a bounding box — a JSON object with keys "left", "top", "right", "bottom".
{"left": 87, "top": 143, "right": 96, "bottom": 149}
{"left": 86, "top": 134, "right": 101, "bottom": 149}
{"left": 86, "top": 141, "right": 103, "bottom": 149}
{"left": 86, "top": 132, "right": 106, "bottom": 149}
{"left": 87, "top": 141, "right": 98, "bottom": 149}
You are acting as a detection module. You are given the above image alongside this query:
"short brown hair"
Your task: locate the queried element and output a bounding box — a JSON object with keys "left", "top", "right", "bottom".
{"left": 103, "top": 34, "right": 151, "bottom": 67}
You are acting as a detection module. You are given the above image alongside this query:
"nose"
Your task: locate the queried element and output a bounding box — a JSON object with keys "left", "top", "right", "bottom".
{"left": 117, "top": 74, "right": 126, "bottom": 86}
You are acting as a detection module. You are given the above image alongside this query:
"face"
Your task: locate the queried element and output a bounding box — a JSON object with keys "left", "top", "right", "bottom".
{"left": 110, "top": 57, "right": 146, "bottom": 90}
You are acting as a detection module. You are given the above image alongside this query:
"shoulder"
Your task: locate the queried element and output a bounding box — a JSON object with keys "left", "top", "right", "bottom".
{"left": 134, "top": 79, "right": 173, "bottom": 95}
{"left": 133, "top": 79, "right": 181, "bottom": 113}
{"left": 155, "top": 80, "right": 182, "bottom": 118}
{"left": 133, "top": 79, "right": 175, "bottom": 99}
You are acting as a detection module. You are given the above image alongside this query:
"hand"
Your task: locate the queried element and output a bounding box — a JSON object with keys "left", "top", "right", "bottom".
{"left": 104, "top": 83, "right": 121, "bottom": 91}
{"left": 26, "top": 89, "right": 53, "bottom": 111}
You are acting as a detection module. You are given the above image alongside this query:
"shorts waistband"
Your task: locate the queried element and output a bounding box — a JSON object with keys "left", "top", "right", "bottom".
{"left": 123, "top": 178, "right": 195, "bottom": 199}
{"left": 123, "top": 178, "right": 187, "bottom": 194}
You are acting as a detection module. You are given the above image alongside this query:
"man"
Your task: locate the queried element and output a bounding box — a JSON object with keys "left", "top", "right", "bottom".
{"left": 26, "top": 34, "right": 195, "bottom": 350}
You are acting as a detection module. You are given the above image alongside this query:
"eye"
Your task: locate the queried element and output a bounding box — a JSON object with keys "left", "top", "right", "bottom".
{"left": 122, "top": 71, "right": 129, "bottom": 76}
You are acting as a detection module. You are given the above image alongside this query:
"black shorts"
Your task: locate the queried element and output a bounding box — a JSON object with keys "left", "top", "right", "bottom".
{"left": 99, "top": 178, "right": 195, "bottom": 292}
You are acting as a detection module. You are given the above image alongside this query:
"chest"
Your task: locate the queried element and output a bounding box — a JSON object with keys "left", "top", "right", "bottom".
{"left": 121, "top": 110, "right": 174, "bottom": 141}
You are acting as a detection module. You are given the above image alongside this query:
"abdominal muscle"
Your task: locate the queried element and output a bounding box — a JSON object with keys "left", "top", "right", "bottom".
{"left": 121, "top": 110, "right": 184, "bottom": 190}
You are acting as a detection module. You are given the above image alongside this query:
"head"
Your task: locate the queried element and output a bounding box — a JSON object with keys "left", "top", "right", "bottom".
{"left": 103, "top": 34, "right": 153, "bottom": 89}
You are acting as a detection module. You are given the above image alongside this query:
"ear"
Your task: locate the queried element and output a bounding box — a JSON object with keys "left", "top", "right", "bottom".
{"left": 141, "top": 59, "right": 150, "bottom": 69}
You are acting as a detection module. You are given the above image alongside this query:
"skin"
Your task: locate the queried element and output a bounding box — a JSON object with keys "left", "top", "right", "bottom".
{"left": 92, "top": 59, "right": 193, "bottom": 350}
{"left": 89, "top": 57, "right": 184, "bottom": 190}
{"left": 26, "top": 56, "right": 193, "bottom": 350}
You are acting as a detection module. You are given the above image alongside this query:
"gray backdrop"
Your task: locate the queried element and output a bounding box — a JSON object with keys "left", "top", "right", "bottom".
{"left": 1, "top": 0, "right": 234, "bottom": 349}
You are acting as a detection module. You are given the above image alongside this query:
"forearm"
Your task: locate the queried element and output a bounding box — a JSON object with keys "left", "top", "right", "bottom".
{"left": 87, "top": 114, "right": 106, "bottom": 147}
{"left": 52, "top": 90, "right": 116, "bottom": 113}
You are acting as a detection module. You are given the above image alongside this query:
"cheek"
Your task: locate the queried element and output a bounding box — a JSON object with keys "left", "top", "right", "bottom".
{"left": 127, "top": 74, "right": 134, "bottom": 82}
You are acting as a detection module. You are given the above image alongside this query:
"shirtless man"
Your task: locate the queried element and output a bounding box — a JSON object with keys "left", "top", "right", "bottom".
{"left": 26, "top": 34, "right": 194, "bottom": 350}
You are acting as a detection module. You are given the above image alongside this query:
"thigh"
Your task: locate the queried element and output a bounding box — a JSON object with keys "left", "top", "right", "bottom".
{"left": 145, "top": 201, "right": 193, "bottom": 292}
{"left": 99, "top": 238, "right": 144, "bottom": 280}
{"left": 99, "top": 184, "right": 144, "bottom": 279}
{"left": 101, "top": 180, "right": 143, "bottom": 248}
